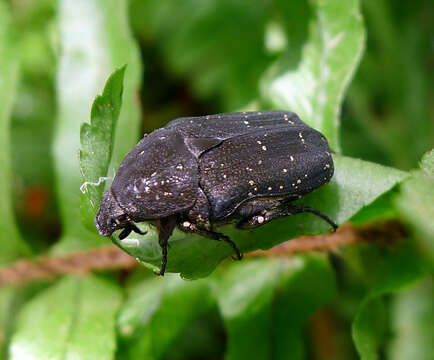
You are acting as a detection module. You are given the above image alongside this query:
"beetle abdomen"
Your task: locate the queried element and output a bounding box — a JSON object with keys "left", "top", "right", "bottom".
{"left": 198, "top": 124, "right": 333, "bottom": 221}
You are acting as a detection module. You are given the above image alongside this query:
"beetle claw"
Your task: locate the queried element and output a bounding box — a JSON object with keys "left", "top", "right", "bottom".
{"left": 131, "top": 223, "right": 147, "bottom": 235}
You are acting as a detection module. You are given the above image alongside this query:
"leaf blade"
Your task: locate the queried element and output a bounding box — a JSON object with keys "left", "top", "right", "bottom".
{"left": 261, "top": 0, "right": 365, "bottom": 150}
{"left": 79, "top": 66, "right": 126, "bottom": 230}
{"left": 9, "top": 275, "right": 122, "bottom": 360}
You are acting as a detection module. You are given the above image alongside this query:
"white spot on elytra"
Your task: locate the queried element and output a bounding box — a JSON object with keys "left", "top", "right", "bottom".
{"left": 176, "top": 164, "right": 183, "bottom": 170}
{"left": 279, "top": 185, "right": 284, "bottom": 189}
{"left": 151, "top": 172, "right": 157, "bottom": 177}
{"left": 262, "top": 145, "right": 267, "bottom": 151}
{"left": 290, "top": 156, "right": 294, "bottom": 161}
{"left": 182, "top": 221, "right": 191, "bottom": 228}
{"left": 258, "top": 160, "right": 263, "bottom": 165}
{"left": 223, "top": 174, "right": 227, "bottom": 179}
{"left": 257, "top": 216, "right": 265, "bottom": 224}
{"left": 283, "top": 168, "right": 287, "bottom": 173}
{"left": 268, "top": 186, "right": 272, "bottom": 191}
{"left": 249, "top": 180, "right": 255, "bottom": 185}
{"left": 297, "top": 179, "right": 301, "bottom": 184}
{"left": 257, "top": 140, "right": 262, "bottom": 144}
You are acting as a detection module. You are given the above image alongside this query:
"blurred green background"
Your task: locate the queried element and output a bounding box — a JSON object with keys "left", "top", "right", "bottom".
{"left": 8, "top": 0, "right": 433, "bottom": 249}
{"left": 1, "top": 0, "right": 433, "bottom": 359}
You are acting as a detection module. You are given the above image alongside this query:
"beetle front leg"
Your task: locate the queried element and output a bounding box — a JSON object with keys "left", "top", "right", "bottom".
{"left": 156, "top": 216, "right": 177, "bottom": 276}
{"left": 237, "top": 203, "right": 337, "bottom": 231}
{"left": 179, "top": 221, "right": 243, "bottom": 260}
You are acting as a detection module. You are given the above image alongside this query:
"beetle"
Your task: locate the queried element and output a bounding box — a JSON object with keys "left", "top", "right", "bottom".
{"left": 95, "top": 111, "right": 337, "bottom": 275}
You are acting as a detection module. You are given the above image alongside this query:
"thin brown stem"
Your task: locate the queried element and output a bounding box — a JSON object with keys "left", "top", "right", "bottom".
{"left": 0, "top": 220, "right": 406, "bottom": 287}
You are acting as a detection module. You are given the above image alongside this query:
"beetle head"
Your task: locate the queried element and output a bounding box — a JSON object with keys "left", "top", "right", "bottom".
{"left": 95, "top": 191, "right": 128, "bottom": 237}
{"left": 96, "top": 191, "right": 147, "bottom": 239}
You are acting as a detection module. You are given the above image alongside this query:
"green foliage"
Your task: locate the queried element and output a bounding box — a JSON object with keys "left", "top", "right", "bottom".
{"left": 0, "top": 0, "right": 432, "bottom": 359}
{"left": 261, "top": 0, "right": 365, "bottom": 150}
{"left": 52, "top": 0, "right": 142, "bottom": 254}
{"left": 80, "top": 66, "right": 126, "bottom": 231}
{"left": 351, "top": 239, "right": 429, "bottom": 359}
{"left": 395, "top": 150, "right": 434, "bottom": 262}
{"left": 118, "top": 275, "right": 214, "bottom": 359}
{"left": 387, "top": 279, "right": 434, "bottom": 360}
{"left": 0, "top": 2, "right": 30, "bottom": 264}
{"left": 9, "top": 276, "right": 122, "bottom": 360}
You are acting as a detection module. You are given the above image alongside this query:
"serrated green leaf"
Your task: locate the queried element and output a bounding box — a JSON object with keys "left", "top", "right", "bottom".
{"left": 111, "top": 155, "right": 407, "bottom": 279}
{"left": 117, "top": 275, "right": 214, "bottom": 359}
{"left": 352, "top": 240, "right": 430, "bottom": 360}
{"left": 260, "top": 0, "right": 365, "bottom": 150}
{"left": 0, "top": 2, "right": 30, "bottom": 264}
{"left": 9, "top": 275, "right": 122, "bottom": 360}
{"left": 52, "top": 0, "right": 141, "bottom": 254}
{"left": 80, "top": 66, "right": 126, "bottom": 231}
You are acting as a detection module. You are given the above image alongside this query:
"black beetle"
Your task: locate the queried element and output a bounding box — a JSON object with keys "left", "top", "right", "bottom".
{"left": 96, "top": 111, "right": 337, "bottom": 275}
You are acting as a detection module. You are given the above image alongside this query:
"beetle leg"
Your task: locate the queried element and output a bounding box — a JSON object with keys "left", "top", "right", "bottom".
{"left": 238, "top": 203, "right": 337, "bottom": 231}
{"left": 156, "top": 216, "right": 177, "bottom": 276}
{"left": 178, "top": 221, "right": 242, "bottom": 260}
{"left": 131, "top": 223, "right": 147, "bottom": 235}
{"left": 118, "top": 225, "right": 132, "bottom": 240}
{"left": 290, "top": 205, "right": 338, "bottom": 231}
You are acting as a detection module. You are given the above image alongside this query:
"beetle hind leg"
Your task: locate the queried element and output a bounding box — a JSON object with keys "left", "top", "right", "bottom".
{"left": 179, "top": 221, "right": 242, "bottom": 260}
{"left": 237, "top": 203, "right": 337, "bottom": 231}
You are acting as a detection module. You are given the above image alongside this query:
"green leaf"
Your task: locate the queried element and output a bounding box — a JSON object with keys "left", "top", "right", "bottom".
{"left": 80, "top": 66, "right": 126, "bottom": 231}
{"left": 52, "top": 0, "right": 142, "bottom": 254}
{"left": 215, "top": 255, "right": 336, "bottom": 360}
{"left": 0, "top": 283, "right": 47, "bottom": 360}
{"left": 352, "top": 240, "right": 430, "bottom": 360}
{"left": 260, "top": 0, "right": 365, "bottom": 150}
{"left": 130, "top": 0, "right": 271, "bottom": 110}
{"left": 117, "top": 275, "right": 214, "bottom": 359}
{"left": 9, "top": 275, "right": 122, "bottom": 360}
{"left": 271, "top": 255, "right": 336, "bottom": 359}
{"left": 420, "top": 149, "right": 434, "bottom": 179}
{"left": 112, "top": 155, "right": 407, "bottom": 279}
{"left": 0, "top": 2, "right": 30, "bottom": 264}
{"left": 216, "top": 259, "right": 279, "bottom": 360}
{"left": 387, "top": 278, "right": 434, "bottom": 360}
{"left": 395, "top": 149, "right": 434, "bottom": 262}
